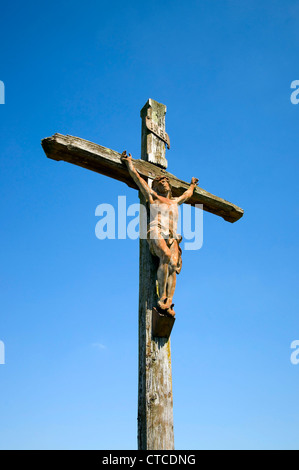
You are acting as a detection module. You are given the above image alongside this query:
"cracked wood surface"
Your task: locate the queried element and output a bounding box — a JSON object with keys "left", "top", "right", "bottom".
{"left": 138, "top": 99, "right": 174, "bottom": 450}
{"left": 41, "top": 133, "right": 244, "bottom": 223}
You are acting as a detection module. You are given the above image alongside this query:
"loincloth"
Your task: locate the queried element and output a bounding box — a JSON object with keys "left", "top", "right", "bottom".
{"left": 147, "top": 225, "right": 182, "bottom": 274}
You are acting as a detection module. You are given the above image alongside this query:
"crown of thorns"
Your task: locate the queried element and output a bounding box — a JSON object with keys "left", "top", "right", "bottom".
{"left": 152, "top": 176, "right": 172, "bottom": 196}
{"left": 153, "top": 176, "right": 170, "bottom": 183}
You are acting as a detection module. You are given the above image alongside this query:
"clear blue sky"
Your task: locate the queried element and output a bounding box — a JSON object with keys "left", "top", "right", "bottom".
{"left": 0, "top": 0, "right": 299, "bottom": 450}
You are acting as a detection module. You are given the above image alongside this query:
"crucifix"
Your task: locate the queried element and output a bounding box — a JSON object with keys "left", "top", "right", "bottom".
{"left": 42, "top": 98, "right": 244, "bottom": 450}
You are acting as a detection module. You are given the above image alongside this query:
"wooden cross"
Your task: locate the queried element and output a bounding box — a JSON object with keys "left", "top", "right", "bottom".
{"left": 42, "top": 98, "right": 243, "bottom": 450}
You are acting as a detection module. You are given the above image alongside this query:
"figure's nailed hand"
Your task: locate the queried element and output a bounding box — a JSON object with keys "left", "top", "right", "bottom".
{"left": 191, "top": 177, "right": 199, "bottom": 186}
{"left": 121, "top": 150, "right": 132, "bottom": 163}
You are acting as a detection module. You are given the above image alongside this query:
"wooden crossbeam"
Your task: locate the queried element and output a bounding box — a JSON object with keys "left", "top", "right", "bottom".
{"left": 41, "top": 133, "right": 244, "bottom": 223}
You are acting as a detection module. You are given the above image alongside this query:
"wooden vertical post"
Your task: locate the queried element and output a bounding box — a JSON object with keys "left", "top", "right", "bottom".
{"left": 138, "top": 99, "right": 174, "bottom": 450}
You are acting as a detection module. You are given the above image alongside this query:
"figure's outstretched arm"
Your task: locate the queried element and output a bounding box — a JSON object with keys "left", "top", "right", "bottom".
{"left": 175, "top": 178, "right": 199, "bottom": 205}
{"left": 121, "top": 151, "right": 154, "bottom": 202}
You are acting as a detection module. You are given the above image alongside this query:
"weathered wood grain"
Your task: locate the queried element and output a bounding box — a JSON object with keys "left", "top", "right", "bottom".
{"left": 41, "top": 133, "right": 244, "bottom": 223}
{"left": 138, "top": 99, "right": 174, "bottom": 450}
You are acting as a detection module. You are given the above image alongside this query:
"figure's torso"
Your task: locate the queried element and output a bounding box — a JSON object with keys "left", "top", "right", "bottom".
{"left": 148, "top": 195, "right": 179, "bottom": 238}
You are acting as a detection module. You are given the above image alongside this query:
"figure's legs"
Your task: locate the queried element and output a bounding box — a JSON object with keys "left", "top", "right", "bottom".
{"left": 147, "top": 232, "right": 172, "bottom": 310}
{"left": 165, "top": 240, "right": 180, "bottom": 308}
{"left": 157, "top": 257, "right": 170, "bottom": 309}
{"left": 166, "top": 269, "right": 176, "bottom": 306}
{"left": 147, "top": 233, "right": 181, "bottom": 315}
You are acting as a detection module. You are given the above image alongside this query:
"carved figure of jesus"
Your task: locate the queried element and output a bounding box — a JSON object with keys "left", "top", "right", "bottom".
{"left": 121, "top": 151, "right": 198, "bottom": 317}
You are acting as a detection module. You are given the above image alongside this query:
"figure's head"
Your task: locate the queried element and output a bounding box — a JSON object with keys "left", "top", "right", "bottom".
{"left": 152, "top": 176, "right": 172, "bottom": 198}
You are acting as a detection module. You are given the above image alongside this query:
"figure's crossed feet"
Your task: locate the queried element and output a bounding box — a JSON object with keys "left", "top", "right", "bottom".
{"left": 158, "top": 296, "right": 167, "bottom": 309}
{"left": 157, "top": 297, "right": 176, "bottom": 317}
{"left": 166, "top": 303, "right": 175, "bottom": 317}
{"left": 158, "top": 296, "right": 170, "bottom": 310}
